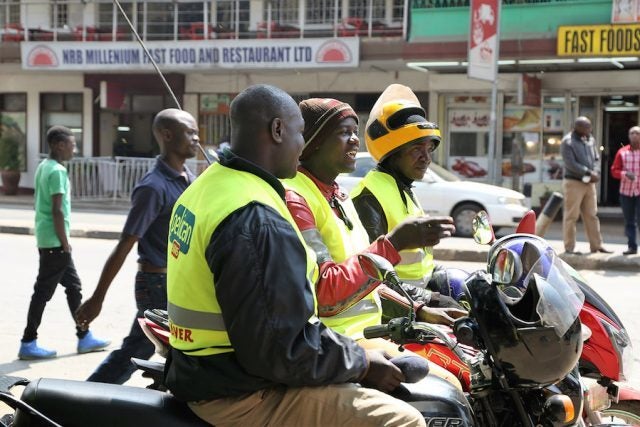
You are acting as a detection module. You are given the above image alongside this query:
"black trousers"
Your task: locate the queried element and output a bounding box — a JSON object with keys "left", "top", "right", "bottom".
{"left": 21, "top": 247, "right": 87, "bottom": 342}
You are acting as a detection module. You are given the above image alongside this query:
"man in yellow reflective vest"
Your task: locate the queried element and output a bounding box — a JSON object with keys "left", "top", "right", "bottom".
{"left": 283, "top": 98, "right": 463, "bottom": 331}
{"left": 282, "top": 97, "right": 466, "bottom": 386}
{"left": 165, "top": 85, "right": 426, "bottom": 426}
{"left": 352, "top": 85, "right": 457, "bottom": 318}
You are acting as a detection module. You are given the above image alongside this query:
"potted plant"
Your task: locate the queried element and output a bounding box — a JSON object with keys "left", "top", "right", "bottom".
{"left": 0, "top": 131, "right": 23, "bottom": 195}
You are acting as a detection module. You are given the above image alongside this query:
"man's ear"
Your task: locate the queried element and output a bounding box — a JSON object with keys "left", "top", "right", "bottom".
{"left": 161, "top": 128, "right": 173, "bottom": 143}
{"left": 271, "top": 117, "right": 283, "bottom": 144}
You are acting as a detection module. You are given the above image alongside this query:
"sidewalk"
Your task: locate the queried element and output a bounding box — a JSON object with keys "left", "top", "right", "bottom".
{"left": 1, "top": 195, "right": 639, "bottom": 272}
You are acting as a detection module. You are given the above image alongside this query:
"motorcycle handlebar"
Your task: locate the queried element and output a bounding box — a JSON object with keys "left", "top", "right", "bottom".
{"left": 363, "top": 324, "right": 391, "bottom": 339}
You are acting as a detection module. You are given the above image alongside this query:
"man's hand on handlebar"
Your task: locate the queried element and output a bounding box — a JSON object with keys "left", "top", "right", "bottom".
{"left": 418, "top": 306, "right": 467, "bottom": 326}
{"left": 360, "top": 349, "right": 405, "bottom": 393}
{"left": 387, "top": 216, "right": 455, "bottom": 251}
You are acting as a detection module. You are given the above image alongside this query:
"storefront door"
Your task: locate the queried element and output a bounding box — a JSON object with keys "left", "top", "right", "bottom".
{"left": 602, "top": 96, "right": 639, "bottom": 206}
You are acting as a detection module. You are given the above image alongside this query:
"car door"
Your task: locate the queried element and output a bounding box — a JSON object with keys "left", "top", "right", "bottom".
{"left": 414, "top": 170, "right": 448, "bottom": 216}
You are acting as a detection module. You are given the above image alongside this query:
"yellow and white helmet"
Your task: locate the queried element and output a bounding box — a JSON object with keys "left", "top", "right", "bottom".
{"left": 365, "top": 99, "right": 441, "bottom": 162}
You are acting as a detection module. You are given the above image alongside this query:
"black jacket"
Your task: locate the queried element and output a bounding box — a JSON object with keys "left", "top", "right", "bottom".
{"left": 352, "top": 165, "right": 419, "bottom": 243}
{"left": 165, "top": 152, "right": 367, "bottom": 402}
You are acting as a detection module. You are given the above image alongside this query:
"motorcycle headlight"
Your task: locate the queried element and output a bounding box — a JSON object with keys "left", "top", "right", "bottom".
{"left": 497, "top": 196, "right": 525, "bottom": 206}
{"left": 601, "top": 319, "right": 633, "bottom": 381}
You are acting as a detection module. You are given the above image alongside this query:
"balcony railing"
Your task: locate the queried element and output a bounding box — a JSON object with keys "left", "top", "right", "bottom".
{"left": 412, "top": 0, "right": 582, "bottom": 7}
{"left": 0, "top": 0, "right": 406, "bottom": 42}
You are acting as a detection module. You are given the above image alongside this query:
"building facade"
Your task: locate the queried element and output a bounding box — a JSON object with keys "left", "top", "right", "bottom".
{"left": 1, "top": 0, "right": 639, "bottom": 208}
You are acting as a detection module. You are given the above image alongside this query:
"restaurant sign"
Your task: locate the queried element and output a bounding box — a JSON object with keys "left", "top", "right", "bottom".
{"left": 21, "top": 38, "right": 359, "bottom": 71}
{"left": 557, "top": 24, "right": 640, "bottom": 56}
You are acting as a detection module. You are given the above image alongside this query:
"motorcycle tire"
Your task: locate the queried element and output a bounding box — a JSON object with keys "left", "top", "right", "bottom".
{"left": 601, "top": 400, "right": 640, "bottom": 425}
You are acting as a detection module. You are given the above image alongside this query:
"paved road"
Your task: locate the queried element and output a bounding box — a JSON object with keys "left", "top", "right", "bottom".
{"left": 0, "top": 236, "right": 638, "bottom": 418}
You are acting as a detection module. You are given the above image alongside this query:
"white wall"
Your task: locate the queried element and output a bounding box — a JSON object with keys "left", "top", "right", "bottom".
{"left": 0, "top": 65, "right": 89, "bottom": 188}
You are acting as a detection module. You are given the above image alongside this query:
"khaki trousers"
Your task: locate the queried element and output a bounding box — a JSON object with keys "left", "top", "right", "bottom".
{"left": 562, "top": 179, "right": 603, "bottom": 252}
{"left": 188, "top": 383, "right": 426, "bottom": 427}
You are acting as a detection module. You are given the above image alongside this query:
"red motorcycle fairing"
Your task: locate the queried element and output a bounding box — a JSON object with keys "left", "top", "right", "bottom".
{"left": 579, "top": 303, "right": 621, "bottom": 381}
{"left": 405, "top": 342, "right": 473, "bottom": 392}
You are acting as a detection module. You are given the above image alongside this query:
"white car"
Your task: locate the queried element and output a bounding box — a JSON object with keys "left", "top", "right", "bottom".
{"left": 336, "top": 153, "right": 529, "bottom": 237}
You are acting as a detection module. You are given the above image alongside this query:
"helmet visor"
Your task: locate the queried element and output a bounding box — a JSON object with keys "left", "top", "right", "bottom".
{"left": 524, "top": 255, "right": 585, "bottom": 337}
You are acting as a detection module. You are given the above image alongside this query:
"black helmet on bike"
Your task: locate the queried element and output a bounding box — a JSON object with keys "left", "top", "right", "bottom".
{"left": 466, "top": 234, "right": 584, "bottom": 387}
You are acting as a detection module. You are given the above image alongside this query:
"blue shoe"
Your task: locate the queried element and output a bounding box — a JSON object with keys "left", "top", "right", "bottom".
{"left": 18, "top": 340, "right": 57, "bottom": 360}
{"left": 77, "top": 331, "right": 111, "bottom": 354}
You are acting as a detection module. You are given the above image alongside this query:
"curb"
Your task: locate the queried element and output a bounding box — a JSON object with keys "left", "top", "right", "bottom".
{"left": 435, "top": 247, "right": 640, "bottom": 272}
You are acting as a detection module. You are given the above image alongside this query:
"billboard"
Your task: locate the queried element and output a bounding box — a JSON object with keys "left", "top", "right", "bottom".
{"left": 468, "top": 0, "right": 500, "bottom": 81}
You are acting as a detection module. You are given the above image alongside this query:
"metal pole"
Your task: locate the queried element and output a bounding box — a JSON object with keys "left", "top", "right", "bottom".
{"left": 487, "top": 0, "right": 502, "bottom": 186}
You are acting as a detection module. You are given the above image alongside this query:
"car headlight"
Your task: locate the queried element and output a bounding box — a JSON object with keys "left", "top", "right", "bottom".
{"left": 498, "top": 196, "right": 524, "bottom": 206}
{"left": 601, "top": 319, "right": 633, "bottom": 381}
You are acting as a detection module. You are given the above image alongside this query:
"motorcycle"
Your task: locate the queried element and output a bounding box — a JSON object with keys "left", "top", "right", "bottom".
{"left": 416, "top": 210, "right": 640, "bottom": 424}
{"left": 359, "top": 247, "right": 590, "bottom": 426}
{"left": 483, "top": 210, "right": 640, "bottom": 424}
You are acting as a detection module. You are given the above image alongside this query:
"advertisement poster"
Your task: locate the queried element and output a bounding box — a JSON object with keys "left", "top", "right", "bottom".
{"left": 448, "top": 156, "right": 489, "bottom": 181}
{"left": 503, "top": 107, "right": 542, "bottom": 132}
{"left": 543, "top": 108, "right": 564, "bottom": 132}
{"left": 468, "top": 0, "right": 499, "bottom": 81}
{"left": 612, "top": 0, "right": 637, "bottom": 23}
{"left": 448, "top": 109, "right": 491, "bottom": 131}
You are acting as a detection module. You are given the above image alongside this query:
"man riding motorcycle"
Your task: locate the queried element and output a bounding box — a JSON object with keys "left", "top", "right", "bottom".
{"left": 282, "top": 97, "right": 465, "bottom": 385}
{"left": 352, "top": 84, "right": 462, "bottom": 316}
{"left": 164, "top": 84, "right": 426, "bottom": 426}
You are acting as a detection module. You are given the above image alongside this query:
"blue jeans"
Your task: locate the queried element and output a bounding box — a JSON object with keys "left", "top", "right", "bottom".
{"left": 87, "top": 271, "right": 167, "bottom": 384}
{"left": 620, "top": 194, "right": 640, "bottom": 250}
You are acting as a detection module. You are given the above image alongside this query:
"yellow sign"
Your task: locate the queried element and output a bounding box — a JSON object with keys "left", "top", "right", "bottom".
{"left": 557, "top": 24, "right": 640, "bottom": 56}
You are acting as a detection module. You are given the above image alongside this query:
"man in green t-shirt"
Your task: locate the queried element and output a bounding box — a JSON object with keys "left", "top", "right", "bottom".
{"left": 18, "top": 126, "right": 110, "bottom": 360}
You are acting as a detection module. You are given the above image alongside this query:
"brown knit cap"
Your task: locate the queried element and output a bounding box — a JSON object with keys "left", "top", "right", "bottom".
{"left": 299, "top": 98, "right": 358, "bottom": 160}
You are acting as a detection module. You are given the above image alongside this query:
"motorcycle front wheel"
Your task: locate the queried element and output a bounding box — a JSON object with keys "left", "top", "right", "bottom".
{"left": 601, "top": 400, "right": 640, "bottom": 425}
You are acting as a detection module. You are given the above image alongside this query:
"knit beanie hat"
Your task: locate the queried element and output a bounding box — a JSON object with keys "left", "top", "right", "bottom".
{"left": 299, "top": 98, "right": 358, "bottom": 160}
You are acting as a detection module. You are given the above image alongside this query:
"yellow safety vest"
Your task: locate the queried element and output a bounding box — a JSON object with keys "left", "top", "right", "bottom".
{"left": 351, "top": 170, "right": 434, "bottom": 286}
{"left": 283, "top": 172, "right": 382, "bottom": 339}
{"left": 167, "top": 162, "right": 318, "bottom": 356}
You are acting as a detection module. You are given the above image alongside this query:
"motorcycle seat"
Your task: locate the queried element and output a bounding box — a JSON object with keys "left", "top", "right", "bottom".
{"left": 13, "top": 377, "right": 210, "bottom": 427}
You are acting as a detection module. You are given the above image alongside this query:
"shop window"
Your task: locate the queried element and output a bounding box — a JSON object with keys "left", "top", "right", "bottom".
{"left": 306, "top": 0, "right": 339, "bottom": 25}
{"left": 447, "top": 108, "right": 490, "bottom": 181}
{"left": 51, "top": 2, "right": 68, "bottom": 28}
{"left": 349, "top": 0, "right": 385, "bottom": 19}
{"left": 0, "top": 0, "right": 20, "bottom": 25}
{"left": 264, "top": 0, "right": 298, "bottom": 24}
{"left": 199, "top": 94, "right": 231, "bottom": 157}
{"left": 41, "top": 93, "right": 83, "bottom": 156}
{"left": 0, "top": 93, "right": 27, "bottom": 171}
{"left": 502, "top": 105, "right": 543, "bottom": 189}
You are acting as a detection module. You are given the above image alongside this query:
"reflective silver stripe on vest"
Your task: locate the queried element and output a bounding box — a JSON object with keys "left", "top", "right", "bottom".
{"left": 168, "top": 301, "right": 226, "bottom": 331}
{"left": 301, "top": 228, "right": 332, "bottom": 264}
{"left": 398, "top": 249, "right": 425, "bottom": 265}
{"left": 328, "top": 299, "right": 379, "bottom": 319}
{"left": 401, "top": 277, "right": 429, "bottom": 288}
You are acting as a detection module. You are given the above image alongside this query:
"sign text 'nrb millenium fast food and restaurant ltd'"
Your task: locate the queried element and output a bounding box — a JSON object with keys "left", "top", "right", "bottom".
{"left": 557, "top": 24, "right": 640, "bottom": 56}
{"left": 21, "top": 38, "right": 359, "bottom": 71}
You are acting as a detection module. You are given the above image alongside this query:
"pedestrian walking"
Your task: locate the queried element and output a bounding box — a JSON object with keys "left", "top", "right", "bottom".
{"left": 18, "top": 125, "right": 110, "bottom": 360}
{"left": 610, "top": 125, "right": 640, "bottom": 255}
{"left": 560, "top": 116, "right": 611, "bottom": 255}
{"left": 75, "top": 109, "right": 199, "bottom": 384}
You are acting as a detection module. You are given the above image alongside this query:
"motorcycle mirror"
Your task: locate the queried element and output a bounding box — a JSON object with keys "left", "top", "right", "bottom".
{"left": 472, "top": 210, "right": 495, "bottom": 245}
{"left": 488, "top": 248, "right": 522, "bottom": 285}
{"left": 358, "top": 253, "right": 394, "bottom": 282}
